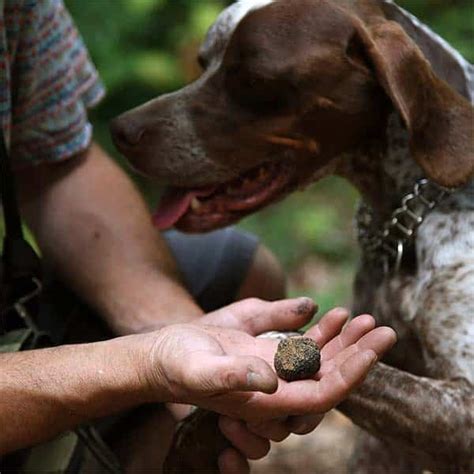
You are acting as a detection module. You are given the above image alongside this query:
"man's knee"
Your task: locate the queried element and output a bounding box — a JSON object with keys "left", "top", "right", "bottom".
{"left": 236, "top": 244, "right": 287, "bottom": 302}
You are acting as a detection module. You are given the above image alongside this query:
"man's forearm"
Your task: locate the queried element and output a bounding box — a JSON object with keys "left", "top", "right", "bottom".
{"left": 17, "top": 144, "right": 203, "bottom": 334}
{"left": 0, "top": 335, "right": 154, "bottom": 454}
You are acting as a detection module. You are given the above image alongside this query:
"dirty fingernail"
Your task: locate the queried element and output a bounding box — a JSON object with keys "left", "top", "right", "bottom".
{"left": 247, "top": 369, "right": 277, "bottom": 393}
{"left": 296, "top": 297, "right": 318, "bottom": 316}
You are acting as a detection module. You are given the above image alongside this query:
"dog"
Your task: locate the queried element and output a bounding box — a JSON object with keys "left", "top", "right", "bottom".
{"left": 111, "top": 0, "right": 474, "bottom": 471}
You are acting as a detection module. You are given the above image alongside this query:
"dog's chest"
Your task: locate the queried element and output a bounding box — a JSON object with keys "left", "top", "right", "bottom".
{"left": 354, "top": 200, "right": 474, "bottom": 375}
{"left": 352, "top": 111, "right": 474, "bottom": 374}
{"left": 353, "top": 267, "right": 425, "bottom": 372}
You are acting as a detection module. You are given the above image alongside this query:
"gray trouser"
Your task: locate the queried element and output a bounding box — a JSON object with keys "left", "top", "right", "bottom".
{"left": 164, "top": 227, "right": 259, "bottom": 312}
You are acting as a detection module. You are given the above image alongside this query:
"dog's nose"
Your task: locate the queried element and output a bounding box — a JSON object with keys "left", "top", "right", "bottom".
{"left": 110, "top": 116, "right": 145, "bottom": 149}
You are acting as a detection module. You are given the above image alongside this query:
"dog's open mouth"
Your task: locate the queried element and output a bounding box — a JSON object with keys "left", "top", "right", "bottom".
{"left": 153, "top": 161, "right": 292, "bottom": 232}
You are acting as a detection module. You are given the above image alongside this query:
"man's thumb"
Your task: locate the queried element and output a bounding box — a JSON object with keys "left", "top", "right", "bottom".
{"left": 189, "top": 355, "right": 278, "bottom": 396}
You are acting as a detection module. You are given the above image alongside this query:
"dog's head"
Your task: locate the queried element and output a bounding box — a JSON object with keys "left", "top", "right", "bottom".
{"left": 111, "top": 0, "right": 473, "bottom": 232}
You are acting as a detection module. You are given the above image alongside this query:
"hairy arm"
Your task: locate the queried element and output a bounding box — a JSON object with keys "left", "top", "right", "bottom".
{"left": 16, "top": 143, "right": 203, "bottom": 335}
{"left": 0, "top": 335, "right": 151, "bottom": 454}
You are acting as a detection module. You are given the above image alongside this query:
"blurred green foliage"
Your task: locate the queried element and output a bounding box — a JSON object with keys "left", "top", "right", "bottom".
{"left": 398, "top": 0, "right": 474, "bottom": 61}
{"left": 65, "top": 0, "right": 473, "bottom": 314}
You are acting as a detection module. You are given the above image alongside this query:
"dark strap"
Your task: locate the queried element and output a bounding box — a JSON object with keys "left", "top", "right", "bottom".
{"left": 0, "top": 132, "right": 22, "bottom": 240}
{"left": 0, "top": 132, "right": 41, "bottom": 286}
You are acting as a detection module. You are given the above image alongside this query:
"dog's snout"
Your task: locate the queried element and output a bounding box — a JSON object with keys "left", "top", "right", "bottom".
{"left": 110, "top": 115, "right": 145, "bottom": 149}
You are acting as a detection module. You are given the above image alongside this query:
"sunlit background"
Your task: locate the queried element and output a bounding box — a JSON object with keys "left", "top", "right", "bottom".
{"left": 66, "top": 0, "right": 473, "bottom": 314}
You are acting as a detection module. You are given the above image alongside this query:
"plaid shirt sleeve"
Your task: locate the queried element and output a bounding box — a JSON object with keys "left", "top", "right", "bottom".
{"left": 10, "top": 0, "right": 105, "bottom": 166}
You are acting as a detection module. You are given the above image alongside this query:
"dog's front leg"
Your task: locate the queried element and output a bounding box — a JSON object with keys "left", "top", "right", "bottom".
{"left": 339, "top": 362, "right": 473, "bottom": 468}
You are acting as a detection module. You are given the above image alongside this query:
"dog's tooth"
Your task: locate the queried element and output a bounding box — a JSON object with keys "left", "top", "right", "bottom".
{"left": 191, "top": 197, "right": 201, "bottom": 211}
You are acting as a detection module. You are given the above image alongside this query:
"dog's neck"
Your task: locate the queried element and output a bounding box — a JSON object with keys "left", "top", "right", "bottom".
{"left": 335, "top": 112, "right": 425, "bottom": 223}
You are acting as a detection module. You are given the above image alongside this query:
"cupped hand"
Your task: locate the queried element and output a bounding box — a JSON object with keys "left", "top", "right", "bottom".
{"left": 145, "top": 297, "right": 318, "bottom": 403}
{"left": 144, "top": 298, "right": 396, "bottom": 473}
{"left": 204, "top": 302, "right": 395, "bottom": 474}
{"left": 163, "top": 297, "right": 319, "bottom": 470}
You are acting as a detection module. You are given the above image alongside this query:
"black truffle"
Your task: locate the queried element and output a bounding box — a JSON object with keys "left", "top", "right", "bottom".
{"left": 274, "top": 337, "right": 321, "bottom": 382}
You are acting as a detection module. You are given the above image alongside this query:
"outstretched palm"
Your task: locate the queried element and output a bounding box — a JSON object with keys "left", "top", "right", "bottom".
{"left": 148, "top": 297, "right": 395, "bottom": 422}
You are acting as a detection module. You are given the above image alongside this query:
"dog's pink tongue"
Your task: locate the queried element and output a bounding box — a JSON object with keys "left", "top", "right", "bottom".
{"left": 153, "top": 190, "right": 195, "bottom": 230}
{"left": 153, "top": 187, "right": 216, "bottom": 230}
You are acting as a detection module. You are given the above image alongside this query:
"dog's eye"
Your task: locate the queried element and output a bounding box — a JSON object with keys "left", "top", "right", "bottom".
{"left": 226, "top": 69, "right": 294, "bottom": 115}
{"left": 197, "top": 54, "right": 208, "bottom": 70}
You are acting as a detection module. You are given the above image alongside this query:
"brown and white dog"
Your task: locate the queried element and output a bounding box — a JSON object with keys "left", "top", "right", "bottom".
{"left": 111, "top": 0, "right": 474, "bottom": 471}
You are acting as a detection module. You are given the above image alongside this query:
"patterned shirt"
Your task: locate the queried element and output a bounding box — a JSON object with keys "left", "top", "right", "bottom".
{"left": 0, "top": 0, "right": 104, "bottom": 167}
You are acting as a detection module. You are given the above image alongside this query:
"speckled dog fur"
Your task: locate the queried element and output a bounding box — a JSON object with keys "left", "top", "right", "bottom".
{"left": 342, "top": 112, "right": 474, "bottom": 472}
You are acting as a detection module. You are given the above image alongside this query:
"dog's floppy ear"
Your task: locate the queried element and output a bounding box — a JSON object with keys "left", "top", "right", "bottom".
{"left": 351, "top": 19, "right": 474, "bottom": 188}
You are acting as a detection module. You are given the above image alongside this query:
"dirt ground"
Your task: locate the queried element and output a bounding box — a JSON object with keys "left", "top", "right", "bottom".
{"left": 250, "top": 410, "right": 358, "bottom": 474}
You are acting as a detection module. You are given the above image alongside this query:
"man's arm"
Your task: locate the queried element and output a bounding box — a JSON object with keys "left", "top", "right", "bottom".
{"left": 0, "top": 299, "right": 396, "bottom": 455}
{"left": 0, "top": 335, "right": 150, "bottom": 454}
{"left": 0, "top": 298, "right": 307, "bottom": 455}
{"left": 16, "top": 143, "right": 203, "bottom": 335}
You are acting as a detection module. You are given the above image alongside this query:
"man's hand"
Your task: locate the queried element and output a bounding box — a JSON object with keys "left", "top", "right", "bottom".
{"left": 198, "top": 300, "right": 337, "bottom": 470}
{"left": 141, "top": 297, "right": 396, "bottom": 472}
{"left": 198, "top": 299, "right": 394, "bottom": 473}
{"left": 0, "top": 297, "right": 394, "bottom": 459}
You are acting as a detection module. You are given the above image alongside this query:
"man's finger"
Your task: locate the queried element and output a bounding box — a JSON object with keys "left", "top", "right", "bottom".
{"left": 352, "top": 326, "right": 397, "bottom": 356}
{"left": 318, "top": 326, "right": 396, "bottom": 378}
{"left": 219, "top": 417, "right": 271, "bottom": 460}
{"left": 218, "top": 447, "right": 250, "bottom": 474}
{"left": 286, "top": 413, "right": 324, "bottom": 435}
{"left": 187, "top": 354, "right": 278, "bottom": 396}
{"left": 314, "top": 314, "right": 376, "bottom": 361}
{"left": 309, "top": 349, "right": 378, "bottom": 412}
{"left": 246, "top": 418, "right": 291, "bottom": 442}
{"left": 306, "top": 307, "right": 350, "bottom": 348}
{"left": 203, "top": 297, "right": 318, "bottom": 335}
